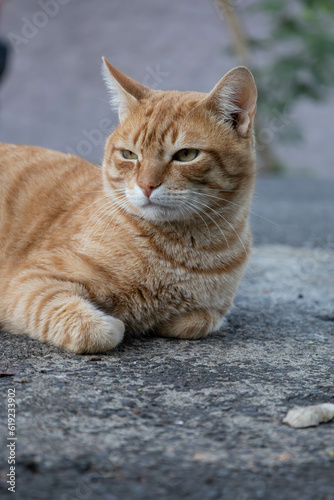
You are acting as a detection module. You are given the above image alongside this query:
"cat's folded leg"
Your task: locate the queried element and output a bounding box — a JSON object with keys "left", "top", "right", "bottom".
{"left": 156, "top": 309, "right": 226, "bottom": 340}
{"left": 2, "top": 274, "right": 124, "bottom": 353}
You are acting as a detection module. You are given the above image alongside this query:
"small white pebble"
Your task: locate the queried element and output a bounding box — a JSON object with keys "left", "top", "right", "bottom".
{"left": 283, "top": 403, "right": 334, "bottom": 428}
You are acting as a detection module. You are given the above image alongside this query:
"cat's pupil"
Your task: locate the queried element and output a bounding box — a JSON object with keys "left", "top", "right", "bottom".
{"left": 183, "top": 149, "right": 189, "bottom": 156}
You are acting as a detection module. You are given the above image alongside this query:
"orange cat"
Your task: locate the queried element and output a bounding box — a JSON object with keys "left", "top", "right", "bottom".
{"left": 0, "top": 58, "right": 257, "bottom": 353}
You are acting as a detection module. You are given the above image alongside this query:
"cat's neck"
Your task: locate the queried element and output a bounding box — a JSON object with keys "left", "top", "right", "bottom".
{"left": 132, "top": 208, "right": 249, "bottom": 254}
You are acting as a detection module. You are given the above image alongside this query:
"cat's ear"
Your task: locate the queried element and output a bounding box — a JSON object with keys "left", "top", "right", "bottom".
{"left": 205, "top": 66, "right": 257, "bottom": 136}
{"left": 102, "top": 57, "right": 151, "bottom": 122}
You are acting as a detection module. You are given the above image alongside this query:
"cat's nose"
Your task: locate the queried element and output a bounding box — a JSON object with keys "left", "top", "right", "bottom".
{"left": 137, "top": 180, "right": 161, "bottom": 198}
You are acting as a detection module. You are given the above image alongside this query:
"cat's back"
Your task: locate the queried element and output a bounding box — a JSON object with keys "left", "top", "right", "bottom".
{"left": 0, "top": 142, "right": 61, "bottom": 178}
{"left": 0, "top": 143, "right": 99, "bottom": 205}
{"left": 0, "top": 143, "right": 99, "bottom": 258}
{"left": 0, "top": 142, "right": 94, "bottom": 190}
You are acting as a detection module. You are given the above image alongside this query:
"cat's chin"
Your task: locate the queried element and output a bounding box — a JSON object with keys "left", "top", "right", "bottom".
{"left": 133, "top": 203, "right": 185, "bottom": 223}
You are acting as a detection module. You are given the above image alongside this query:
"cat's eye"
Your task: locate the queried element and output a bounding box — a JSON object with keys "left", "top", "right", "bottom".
{"left": 173, "top": 149, "right": 199, "bottom": 162}
{"left": 122, "top": 150, "right": 138, "bottom": 160}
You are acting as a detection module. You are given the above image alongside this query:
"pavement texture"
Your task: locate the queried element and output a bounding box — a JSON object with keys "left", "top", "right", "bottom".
{"left": 1, "top": 177, "right": 334, "bottom": 500}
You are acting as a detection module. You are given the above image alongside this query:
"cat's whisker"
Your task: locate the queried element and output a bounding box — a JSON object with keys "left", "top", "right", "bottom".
{"left": 177, "top": 208, "right": 197, "bottom": 248}
{"left": 200, "top": 207, "right": 229, "bottom": 247}
{"left": 95, "top": 199, "right": 131, "bottom": 254}
{"left": 80, "top": 193, "right": 126, "bottom": 228}
{"left": 80, "top": 190, "right": 106, "bottom": 194}
{"left": 79, "top": 189, "right": 125, "bottom": 196}
{"left": 79, "top": 188, "right": 125, "bottom": 194}
{"left": 184, "top": 199, "right": 228, "bottom": 247}
{"left": 164, "top": 217, "right": 184, "bottom": 236}
{"left": 81, "top": 206, "right": 124, "bottom": 253}
{"left": 80, "top": 202, "right": 120, "bottom": 250}
{"left": 188, "top": 189, "right": 279, "bottom": 226}
{"left": 80, "top": 193, "right": 128, "bottom": 240}
{"left": 66, "top": 193, "right": 113, "bottom": 225}
{"left": 82, "top": 195, "right": 128, "bottom": 241}
{"left": 95, "top": 207, "right": 123, "bottom": 249}
{"left": 195, "top": 199, "right": 247, "bottom": 255}
{"left": 81, "top": 201, "right": 118, "bottom": 236}
{"left": 180, "top": 200, "right": 212, "bottom": 244}
{"left": 198, "top": 186, "right": 248, "bottom": 193}
{"left": 174, "top": 202, "right": 200, "bottom": 246}
{"left": 180, "top": 100, "right": 206, "bottom": 129}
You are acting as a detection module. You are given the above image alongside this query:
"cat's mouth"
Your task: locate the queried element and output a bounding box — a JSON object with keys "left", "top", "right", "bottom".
{"left": 126, "top": 192, "right": 182, "bottom": 220}
{"left": 138, "top": 199, "right": 181, "bottom": 220}
{"left": 142, "top": 198, "right": 174, "bottom": 210}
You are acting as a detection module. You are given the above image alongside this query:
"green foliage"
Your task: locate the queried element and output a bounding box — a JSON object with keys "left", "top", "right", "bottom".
{"left": 244, "top": 0, "right": 334, "bottom": 142}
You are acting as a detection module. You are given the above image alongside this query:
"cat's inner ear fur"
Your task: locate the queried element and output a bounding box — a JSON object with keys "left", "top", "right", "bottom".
{"left": 102, "top": 57, "right": 151, "bottom": 122}
{"left": 205, "top": 66, "right": 257, "bottom": 136}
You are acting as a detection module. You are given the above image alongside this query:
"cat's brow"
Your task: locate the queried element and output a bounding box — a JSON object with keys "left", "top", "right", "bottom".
{"left": 134, "top": 100, "right": 185, "bottom": 151}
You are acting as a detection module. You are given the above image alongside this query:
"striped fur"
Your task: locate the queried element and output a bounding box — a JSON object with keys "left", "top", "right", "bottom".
{"left": 0, "top": 63, "right": 257, "bottom": 353}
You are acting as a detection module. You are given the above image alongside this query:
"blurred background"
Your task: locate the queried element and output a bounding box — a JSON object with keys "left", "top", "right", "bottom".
{"left": 0, "top": 0, "right": 333, "bottom": 177}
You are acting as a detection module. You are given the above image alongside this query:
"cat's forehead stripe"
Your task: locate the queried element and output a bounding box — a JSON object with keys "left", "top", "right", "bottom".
{"left": 132, "top": 99, "right": 185, "bottom": 151}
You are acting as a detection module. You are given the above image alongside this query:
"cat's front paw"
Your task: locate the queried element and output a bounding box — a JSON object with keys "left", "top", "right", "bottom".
{"left": 51, "top": 297, "right": 125, "bottom": 354}
{"left": 157, "top": 310, "right": 225, "bottom": 340}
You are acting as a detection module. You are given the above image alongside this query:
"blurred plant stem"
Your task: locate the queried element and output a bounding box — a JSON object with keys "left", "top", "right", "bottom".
{"left": 215, "top": 0, "right": 281, "bottom": 172}
{"left": 216, "top": 0, "right": 249, "bottom": 65}
{"left": 215, "top": 0, "right": 334, "bottom": 173}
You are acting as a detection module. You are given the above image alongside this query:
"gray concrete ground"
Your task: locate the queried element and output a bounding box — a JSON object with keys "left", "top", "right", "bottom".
{"left": 0, "top": 177, "right": 334, "bottom": 500}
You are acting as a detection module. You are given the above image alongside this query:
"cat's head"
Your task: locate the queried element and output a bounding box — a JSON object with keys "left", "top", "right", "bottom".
{"left": 102, "top": 58, "right": 257, "bottom": 223}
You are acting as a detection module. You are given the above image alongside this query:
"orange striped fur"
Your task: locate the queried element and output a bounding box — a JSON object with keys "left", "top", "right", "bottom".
{"left": 0, "top": 60, "right": 257, "bottom": 353}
